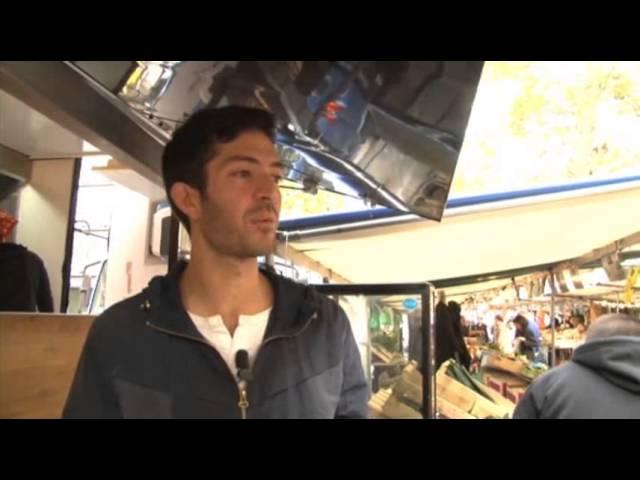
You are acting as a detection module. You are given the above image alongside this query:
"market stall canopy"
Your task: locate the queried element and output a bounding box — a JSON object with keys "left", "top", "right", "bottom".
{"left": 287, "top": 177, "right": 640, "bottom": 284}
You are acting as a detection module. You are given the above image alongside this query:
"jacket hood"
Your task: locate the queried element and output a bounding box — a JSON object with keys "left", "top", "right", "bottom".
{"left": 573, "top": 336, "right": 640, "bottom": 393}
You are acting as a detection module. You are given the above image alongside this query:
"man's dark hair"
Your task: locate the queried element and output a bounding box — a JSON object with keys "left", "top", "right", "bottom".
{"left": 512, "top": 314, "right": 528, "bottom": 327}
{"left": 586, "top": 314, "right": 640, "bottom": 341}
{"left": 161, "top": 105, "right": 276, "bottom": 232}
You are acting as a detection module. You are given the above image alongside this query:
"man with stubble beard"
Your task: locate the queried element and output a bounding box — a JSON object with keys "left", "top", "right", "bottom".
{"left": 64, "top": 106, "right": 368, "bottom": 419}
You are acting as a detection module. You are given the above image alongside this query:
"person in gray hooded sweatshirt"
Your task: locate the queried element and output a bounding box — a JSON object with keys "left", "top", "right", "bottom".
{"left": 513, "top": 313, "right": 640, "bottom": 419}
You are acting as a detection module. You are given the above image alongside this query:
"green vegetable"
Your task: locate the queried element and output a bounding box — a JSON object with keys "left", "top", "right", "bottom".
{"left": 447, "top": 360, "right": 495, "bottom": 402}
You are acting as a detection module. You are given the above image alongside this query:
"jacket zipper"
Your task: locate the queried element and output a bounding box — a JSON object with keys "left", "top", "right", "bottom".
{"left": 238, "top": 386, "right": 249, "bottom": 419}
{"left": 145, "top": 310, "right": 317, "bottom": 419}
{"left": 145, "top": 321, "right": 242, "bottom": 410}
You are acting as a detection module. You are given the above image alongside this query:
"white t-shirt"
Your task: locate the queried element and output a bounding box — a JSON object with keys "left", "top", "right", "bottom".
{"left": 188, "top": 308, "right": 271, "bottom": 382}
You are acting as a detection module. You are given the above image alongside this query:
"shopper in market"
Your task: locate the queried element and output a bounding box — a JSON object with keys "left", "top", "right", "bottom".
{"left": 434, "top": 293, "right": 471, "bottom": 370}
{"left": 493, "top": 314, "right": 512, "bottom": 352}
{"left": 512, "top": 314, "right": 542, "bottom": 361}
{"left": 63, "top": 106, "right": 368, "bottom": 419}
{"left": 569, "top": 313, "right": 587, "bottom": 335}
{"left": 0, "top": 209, "right": 54, "bottom": 313}
{"left": 435, "top": 291, "right": 456, "bottom": 370}
{"left": 513, "top": 313, "right": 640, "bottom": 419}
{"left": 447, "top": 300, "right": 472, "bottom": 369}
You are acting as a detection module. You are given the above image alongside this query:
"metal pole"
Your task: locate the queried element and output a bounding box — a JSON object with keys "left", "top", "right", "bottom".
{"left": 421, "top": 283, "right": 435, "bottom": 419}
{"left": 60, "top": 157, "right": 82, "bottom": 313}
{"left": 366, "top": 302, "right": 372, "bottom": 396}
{"left": 430, "top": 287, "right": 436, "bottom": 419}
{"left": 550, "top": 271, "right": 556, "bottom": 368}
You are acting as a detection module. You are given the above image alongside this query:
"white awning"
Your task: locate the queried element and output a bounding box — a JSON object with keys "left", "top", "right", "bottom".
{"left": 290, "top": 181, "right": 640, "bottom": 284}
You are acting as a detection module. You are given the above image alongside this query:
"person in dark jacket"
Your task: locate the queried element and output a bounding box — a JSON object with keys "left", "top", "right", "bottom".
{"left": 435, "top": 293, "right": 471, "bottom": 371}
{"left": 63, "top": 106, "right": 368, "bottom": 419}
{"left": 512, "top": 314, "right": 541, "bottom": 361}
{"left": 447, "top": 300, "right": 472, "bottom": 369}
{"left": 435, "top": 293, "right": 455, "bottom": 370}
{"left": 514, "top": 313, "right": 640, "bottom": 419}
{"left": 0, "top": 209, "right": 54, "bottom": 312}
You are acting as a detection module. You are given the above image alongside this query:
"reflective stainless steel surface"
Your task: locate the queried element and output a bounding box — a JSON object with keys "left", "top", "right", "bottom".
{"left": 4, "top": 61, "right": 483, "bottom": 220}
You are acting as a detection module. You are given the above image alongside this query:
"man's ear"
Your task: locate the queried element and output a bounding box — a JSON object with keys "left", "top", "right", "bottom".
{"left": 170, "top": 182, "right": 202, "bottom": 223}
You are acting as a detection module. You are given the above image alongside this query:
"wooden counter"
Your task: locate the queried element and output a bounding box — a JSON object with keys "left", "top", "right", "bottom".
{"left": 0, "top": 313, "right": 95, "bottom": 419}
